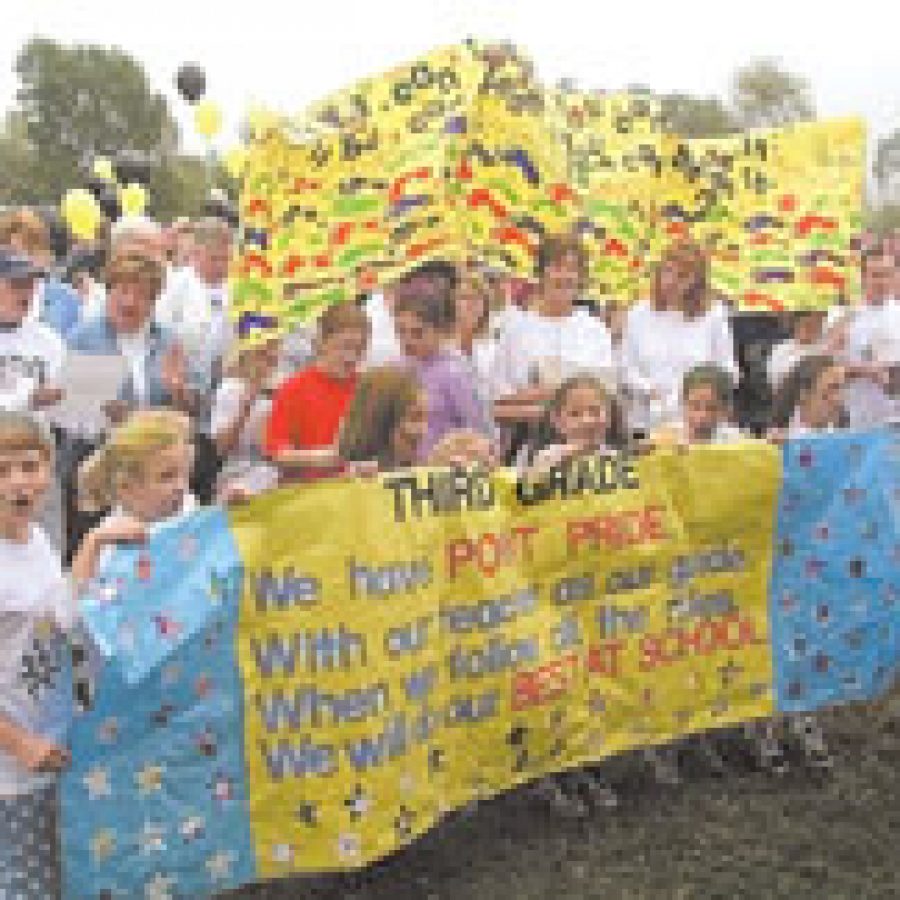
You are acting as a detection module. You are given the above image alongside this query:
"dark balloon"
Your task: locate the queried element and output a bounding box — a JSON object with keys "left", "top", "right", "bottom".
{"left": 176, "top": 63, "right": 206, "bottom": 105}
{"left": 115, "top": 155, "right": 155, "bottom": 186}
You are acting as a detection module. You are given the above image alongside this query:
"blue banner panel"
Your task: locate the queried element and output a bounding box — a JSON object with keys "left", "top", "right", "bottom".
{"left": 770, "top": 429, "right": 900, "bottom": 713}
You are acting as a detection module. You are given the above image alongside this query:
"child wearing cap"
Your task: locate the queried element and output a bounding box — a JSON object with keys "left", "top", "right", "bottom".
{"left": 0, "top": 249, "right": 66, "bottom": 415}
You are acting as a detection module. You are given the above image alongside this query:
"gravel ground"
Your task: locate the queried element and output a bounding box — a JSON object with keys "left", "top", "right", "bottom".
{"left": 228, "top": 693, "right": 900, "bottom": 900}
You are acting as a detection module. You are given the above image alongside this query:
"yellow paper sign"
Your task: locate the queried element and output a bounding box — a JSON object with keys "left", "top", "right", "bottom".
{"left": 230, "top": 442, "right": 779, "bottom": 874}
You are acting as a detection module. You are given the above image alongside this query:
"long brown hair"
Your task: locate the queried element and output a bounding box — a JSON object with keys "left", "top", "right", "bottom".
{"left": 338, "top": 366, "right": 421, "bottom": 469}
{"left": 653, "top": 239, "right": 710, "bottom": 319}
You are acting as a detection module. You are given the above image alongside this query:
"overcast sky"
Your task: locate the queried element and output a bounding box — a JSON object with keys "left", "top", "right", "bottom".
{"left": 2, "top": 0, "right": 898, "bottom": 160}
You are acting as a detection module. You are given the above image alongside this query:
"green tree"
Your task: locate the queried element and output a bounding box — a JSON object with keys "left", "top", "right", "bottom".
{"left": 0, "top": 111, "right": 39, "bottom": 205}
{"left": 14, "top": 37, "right": 177, "bottom": 204}
{"left": 150, "top": 156, "right": 225, "bottom": 221}
{"left": 730, "top": 59, "right": 815, "bottom": 130}
{"left": 865, "top": 203, "right": 900, "bottom": 235}
{"left": 661, "top": 93, "right": 738, "bottom": 138}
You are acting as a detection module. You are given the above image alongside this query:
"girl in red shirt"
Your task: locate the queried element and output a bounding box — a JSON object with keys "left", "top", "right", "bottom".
{"left": 264, "top": 304, "right": 370, "bottom": 480}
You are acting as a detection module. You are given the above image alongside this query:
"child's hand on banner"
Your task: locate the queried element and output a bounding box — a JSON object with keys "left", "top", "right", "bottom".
{"left": 14, "top": 729, "right": 70, "bottom": 773}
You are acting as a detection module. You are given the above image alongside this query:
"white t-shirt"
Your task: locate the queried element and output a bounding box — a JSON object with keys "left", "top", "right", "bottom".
{"left": 659, "top": 419, "right": 745, "bottom": 445}
{"left": 491, "top": 307, "right": 615, "bottom": 399}
{"left": 364, "top": 292, "right": 403, "bottom": 369}
{"left": 830, "top": 300, "right": 900, "bottom": 428}
{"left": 787, "top": 417, "right": 836, "bottom": 439}
{"left": 82, "top": 279, "right": 107, "bottom": 321}
{"left": 620, "top": 301, "right": 737, "bottom": 432}
{"left": 0, "top": 525, "right": 73, "bottom": 796}
{"left": 767, "top": 339, "right": 823, "bottom": 389}
{"left": 0, "top": 319, "right": 65, "bottom": 412}
{"left": 210, "top": 377, "right": 270, "bottom": 462}
{"left": 156, "top": 270, "right": 233, "bottom": 367}
{"left": 117, "top": 327, "right": 150, "bottom": 406}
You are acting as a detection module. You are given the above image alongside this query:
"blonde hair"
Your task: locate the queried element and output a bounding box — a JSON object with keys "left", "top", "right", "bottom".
{"left": 78, "top": 410, "right": 192, "bottom": 513}
{"left": 0, "top": 411, "right": 54, "bottom": 461}
{"left": 222, "top": 335, "right": 281, "bottom": 380}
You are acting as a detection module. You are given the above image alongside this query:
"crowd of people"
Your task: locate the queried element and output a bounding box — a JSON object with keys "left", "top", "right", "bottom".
{"left": 1, "top": 204, "right": 899, "bottom": 895}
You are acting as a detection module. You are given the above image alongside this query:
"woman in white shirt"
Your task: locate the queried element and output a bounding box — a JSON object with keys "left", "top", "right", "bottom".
{"left": 492, "top": 235, "right": 614, "bottom": 458}
{"left": 620, "top": 240, "right": 737, "bottom": 438}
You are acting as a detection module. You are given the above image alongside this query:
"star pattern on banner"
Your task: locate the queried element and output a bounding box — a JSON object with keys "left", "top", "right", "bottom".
{"left": 61, "top": 509, "right": 254, "bottom": 900}
{"left": 136, "top": 763, "right": 164, "bottom": 794}
{"left": 140, "top": 822, "right": 167, "bottom": 855}
{"left": 83, "top": 766, "right": 111, "bottom": 798}
{"left": 91, "top": 828, "right": 116, "bottom": 863}
{"left": 144, "top": 872, "right": 175, "bottom": 900}
{"left": 206, "top": 851, "right": 234, "bottom": 882}
{"left": 771, "top": 434, "right": 900, "bottom": 712}
{"left": 345, "top": 784, "right": 370, "bottom": 821}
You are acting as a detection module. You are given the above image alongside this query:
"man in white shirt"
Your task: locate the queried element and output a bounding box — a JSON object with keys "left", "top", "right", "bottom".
{"left": 155, "top": 218, "right": 233, "bottom": 375}
{"left": 827, "top": 249, "right": 900, "bottom": 429}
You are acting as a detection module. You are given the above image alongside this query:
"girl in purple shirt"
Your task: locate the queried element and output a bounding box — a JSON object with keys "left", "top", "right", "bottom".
{"left": 393, "top": 278, "right": 490, "bottom": 455}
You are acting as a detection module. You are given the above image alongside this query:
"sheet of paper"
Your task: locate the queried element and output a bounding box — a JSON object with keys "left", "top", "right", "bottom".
{"left": 48, "top": 353, "right": 130, "bottom": 436}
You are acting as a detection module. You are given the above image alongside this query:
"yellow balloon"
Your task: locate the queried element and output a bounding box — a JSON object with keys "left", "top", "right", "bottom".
{"left": 222, "top": 146, "right": 249, "bottom": 180}
{"left": 61, "top": 189, "right": 101, "bottom": 241}
{"left": 119, "top": 182, "right": 148, "bottom": 218}
{"left": 92, "top": 157, "right": 114, "bottom": 181}
{"left": 195, "top": 99, "right": 223, "bottom": 139}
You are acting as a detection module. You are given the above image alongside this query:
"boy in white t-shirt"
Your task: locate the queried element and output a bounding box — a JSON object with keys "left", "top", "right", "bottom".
{"left": 0, "top": 250, "right": 65, "bottom": 414}
{"left": 0, "top": 250, "right": 67, "bottom": 550}
{"left": 0, "top": 412, "right": 75, "bottom": 898}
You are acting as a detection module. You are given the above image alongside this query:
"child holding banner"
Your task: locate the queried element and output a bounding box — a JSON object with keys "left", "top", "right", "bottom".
{"left": 0, "top": 412, "right": 76, "bottom": 899}
{"left": 521, "top": 374, "right": 621, "bottom": 474}
{"left": 653, "top": 365, "right": 743, "bottom": 447}
{"left": 519, "top": 374, "right": 623, "bottom": 814}
{"left": 768, "top": 357, "right": 842, "bottom": 772}
{"left": 71, "top": 410, "right": 198, "bottom": 585}
{"left": 339, "top": 365, "right": 493, "bottom": 473}
{"left": 772, "top": 355, "right": 846, "bottom": 437}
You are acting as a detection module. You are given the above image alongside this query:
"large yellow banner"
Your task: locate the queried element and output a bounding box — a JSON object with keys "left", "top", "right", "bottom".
{"left": 230, "top": 442, "right": 780, "bottom": 874}
{"left": 233, "top": 43, "right": 864, "bottom": 325}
